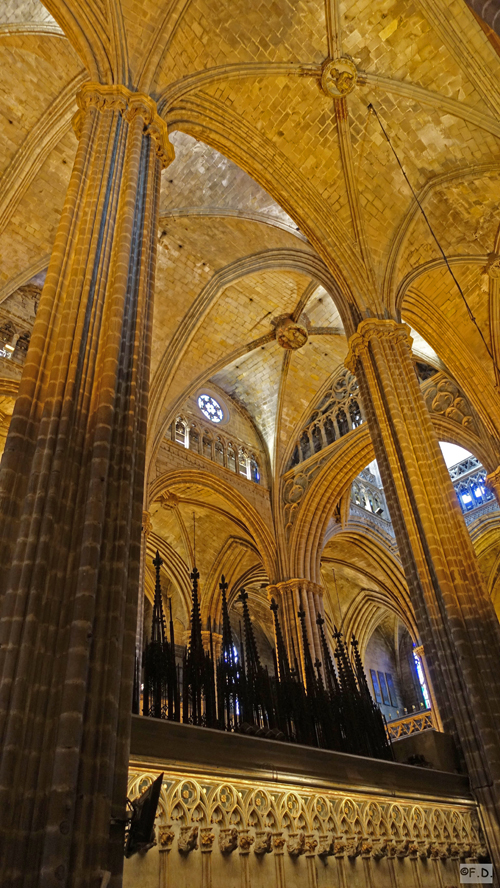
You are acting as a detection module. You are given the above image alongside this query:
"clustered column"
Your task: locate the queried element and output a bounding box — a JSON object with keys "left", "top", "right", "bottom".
{"left": 0, "top": 83, "right": 174, "bottom": 887}
{"left": 267, "top": 579, "right": 325, "bottom": 681}
{"left": 346, "top": 318, "right": 500, "bottom": 863}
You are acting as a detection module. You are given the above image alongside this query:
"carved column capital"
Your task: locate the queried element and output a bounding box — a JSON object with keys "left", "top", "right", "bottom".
{"left": 158, "top": 824, "right": 175, "bottom": 851}
{"left": 238, "top": 829, "right": 255, "bottom": 855}
{"left": 199, "top": 827, "right": 215, "bottom": 853}
{"left": 345, "top": 318, "right": 412, "bottom": 373}
{"left": 272, "top": 832, "right": 286, "bottom": 855}
{"left": 219, "top": 827, "right": 238, "bottom": 854}
{"left": 178, "top": 825, "right": 199, "bottom": 853}
{"left": 73, "top": 82, "right": 175, "bottom": 168}
{"left": 254, "top": 830, "right": 272, "bottom": 855}
{"left": 304, "top": 834, "right": 318, "bottom": 857}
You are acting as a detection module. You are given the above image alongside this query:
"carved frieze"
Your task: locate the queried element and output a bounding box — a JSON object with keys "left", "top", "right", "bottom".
{"left": 127, "top": 770, "right": 482, "bottom": 868}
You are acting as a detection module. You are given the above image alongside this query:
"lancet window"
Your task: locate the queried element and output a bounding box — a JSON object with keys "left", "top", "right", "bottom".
{"left": 238, "top": 448, "right": 248, "bottom": 477}
{"left": 215, "top": 437, "right": 224, "bottom": 465}
{"left": 189, "top": 424, "right": 200, "bottom": 453}
{"left": 250, "top": 455, "right": 260, "bottom": 483}
{"left": 227, "top": 442, "right": 236, "bottom": 472}
{"left": 203, "top": 433, "right": 213, "bottom": 460}
{"left": 175, "top": 418, "right": 187, "bottom": 447}
{"left": 170, "top": 417, "right": 261, "bottom": 484}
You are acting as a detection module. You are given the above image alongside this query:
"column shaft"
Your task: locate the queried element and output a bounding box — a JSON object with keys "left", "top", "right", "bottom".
{"left": 346, "top": 318, "right": 500, "bottom": 860}
{"left": 0, "top": 83, "right": 173, "bottom": 887}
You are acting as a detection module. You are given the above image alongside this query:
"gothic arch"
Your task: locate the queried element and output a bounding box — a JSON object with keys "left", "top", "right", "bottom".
{"left": 287, "top": 412, "right": 497, "bottom": 583}
{"left": 149, "top": 469, "right": 278, "bottom": 583}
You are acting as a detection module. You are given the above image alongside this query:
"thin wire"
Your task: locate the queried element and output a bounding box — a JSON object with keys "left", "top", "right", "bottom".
{"left": 367, "top": 102, "right": 496, "bottom": 367}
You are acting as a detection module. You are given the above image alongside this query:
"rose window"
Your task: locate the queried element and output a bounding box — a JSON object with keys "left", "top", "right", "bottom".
{"left": 198, "top": 394, "right": 223, "bottom": 423}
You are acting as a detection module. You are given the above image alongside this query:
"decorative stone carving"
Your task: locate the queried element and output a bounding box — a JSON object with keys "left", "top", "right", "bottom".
{"left": 421, "top": 372, "right": 479, "bottom": 435}
{"left": 371, "top": 839, "right": 388, "bottom": 860}
{"left": 158, "top": 825, "right": 175, "bottom": 850}
{"left": 485, "top": 253, "right": 500, "bottom": 279}
{"left": 238, "top": 829, "right": 255, "bottom": 853}
{"left": 72, "top": 83, "right": 175, "bottom": 169}
{"left": 304, "top": 835, "right": 318, "bottom": 857}
{"left": 158, "top": 491, "right": 180, "bottom": 511}
{"left": 333, "top": 837, "right": 346, "bottom": 858}
{"left": 429, "top": 842, "right": 448, "bottom": 859}
{"left": 178, "top": 825, "right": 199, "bottom": 853}
{"left": 275, "top": 317, "right": 309, "bottom": 350}
{"left": 219, "top": 827, "right": 238, "bottom": 854}
{"left": 360, "top": 839, "right": 372, "bottom": 858}
{"left": 346, "top": 837, "right": 360, "bottom": 859}
{"left": 200, "top": 827, "right": 215, "bottom": 852}
{"left": 321, "top": 57, "right": 357, "bottom": 97}
{"left": 273, "top": 832, "right": 287, "bottom": 854}
{"left": 287, "top": 832, "right": 305, "bottom": 857}
{"left": 254, "top": 830, "right": 272, "bottom": 855}
{"left": 317, "top": 835, "right": 333, "bottom": 857}
{"left": 127, "top": 770, "right": 482, "bottom": 866}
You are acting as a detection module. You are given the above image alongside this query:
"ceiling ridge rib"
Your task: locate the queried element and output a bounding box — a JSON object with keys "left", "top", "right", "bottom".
{"left": 416, "top": 0, "right": 500, "bottom": 115}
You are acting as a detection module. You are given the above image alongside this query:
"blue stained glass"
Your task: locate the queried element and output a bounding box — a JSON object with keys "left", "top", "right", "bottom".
{"left": 198, "top": 394, "right": 223, "bottom": 423}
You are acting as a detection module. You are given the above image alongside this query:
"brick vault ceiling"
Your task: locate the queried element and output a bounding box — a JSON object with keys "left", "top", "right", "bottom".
{"left": 0, "top": 0, "right": 499, "bottom": 477}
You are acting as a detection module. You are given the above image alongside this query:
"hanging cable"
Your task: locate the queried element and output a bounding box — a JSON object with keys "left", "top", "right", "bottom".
{"left": 367, "top": 102, "right": 497, "bottom": 369}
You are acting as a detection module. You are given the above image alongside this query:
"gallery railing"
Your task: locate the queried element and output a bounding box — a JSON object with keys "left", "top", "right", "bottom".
{"left": 386, "top": 710, "right": 435, "bottom": 741}
{"left": 133, "top": 552, "right": 393, "bottom": 762}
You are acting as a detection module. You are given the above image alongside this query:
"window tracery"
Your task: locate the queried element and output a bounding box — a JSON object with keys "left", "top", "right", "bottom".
{"left": 449, "top": 455, "right": 495, "bottom": 515}
{"left": 288, "top": 369, "right": 363, "bottom": 469}
{"left": 198, "top": 393, "right": 224, "bottom": 423}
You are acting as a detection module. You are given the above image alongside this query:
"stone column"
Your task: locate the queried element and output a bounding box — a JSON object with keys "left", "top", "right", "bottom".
{"left": 134, "top": 510, "right": 152, "bottom": 712}
{"left": 272, "top": 832, "right": 286, "bottom": 888}
{"left": 200, "top": 827, "right": 215, "bottom": 888}
{"left": 486, "top": 465, "right": 500, "bottom": 508}
{"left": 304, "top": 834, "right": 319, "bottom": 888}
{"left": 0, "top": 82, "right": 174, "bottom": 888}
{"left": 346, "top": 318, "right": 500, "bottom": 863}
{"left": 267, "top": 579, "right": 325, "bottom": 680}
{"left": 238, "top": 828, "right": 255, "bottom": 888}
{"left": 158, "top": 824, "right": 175, "bottom": 888}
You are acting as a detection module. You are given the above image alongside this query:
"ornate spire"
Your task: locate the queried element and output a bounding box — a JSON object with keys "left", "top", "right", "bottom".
{"left": 351, "top": 635, "right": 371, "bottom": 698}
{"left": 151, "top": 550, "right": 167, "bottom": 645}
{"left": 270, "top": 597, "right": 291, "bottom": 681}
{"left": 220, "top": 575, "right": 235, "bottom": 666}
{"left": 239, "top": 589, "right": 261, "bottom": 678}
{"left": 188, "top": 563, "right": 204, "bottom": 662}
{"left": 316, "top": 613, "right": 340, "bottom": 697}
{"left": 333, "top": 625, "right": 358, "bottom": 695}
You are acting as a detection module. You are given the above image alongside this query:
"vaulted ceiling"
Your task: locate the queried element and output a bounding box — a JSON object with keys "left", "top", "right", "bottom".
{"left": 0, "top": 0, "right": 499, "bottom": 483}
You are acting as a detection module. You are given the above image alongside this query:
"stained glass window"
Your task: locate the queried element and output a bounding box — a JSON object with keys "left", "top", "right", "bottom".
{"left": 413, "top": 651, "right": 431, "bottom": 709}
{"left": 198, "top": 394, "right": 224, "bottom": 423}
